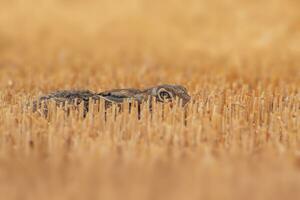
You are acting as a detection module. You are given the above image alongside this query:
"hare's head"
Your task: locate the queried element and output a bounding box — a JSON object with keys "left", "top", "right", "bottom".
{"left": 146, "top": 84, "right": 191, "bottom": 106}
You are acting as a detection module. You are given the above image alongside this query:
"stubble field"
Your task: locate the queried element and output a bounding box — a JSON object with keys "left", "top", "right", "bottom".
{"left": 0, "top": 0, "right": 300, "bottom": 200}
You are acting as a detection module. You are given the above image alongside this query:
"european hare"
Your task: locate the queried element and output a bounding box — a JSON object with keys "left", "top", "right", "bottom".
{"left": 32, "top": 84, "right": 191, "bottom": 117}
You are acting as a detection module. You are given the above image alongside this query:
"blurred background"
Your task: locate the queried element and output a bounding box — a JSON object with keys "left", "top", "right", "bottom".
{"left": 0, "top": 0, "right": 299, "bottom": 93}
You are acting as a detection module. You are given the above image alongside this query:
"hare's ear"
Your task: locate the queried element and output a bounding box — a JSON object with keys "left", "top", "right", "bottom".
{"left": 157, "top": 88, "right": 173, "bottom": 102}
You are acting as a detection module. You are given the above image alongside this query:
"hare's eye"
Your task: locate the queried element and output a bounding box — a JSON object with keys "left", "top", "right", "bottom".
{"left": 157, "top": 89, "right": 174, "bottom": 102}
{"left": 160, "top": 91, "right": 171, "bottom": 99}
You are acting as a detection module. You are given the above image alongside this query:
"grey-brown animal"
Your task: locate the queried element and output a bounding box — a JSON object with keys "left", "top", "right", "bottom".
{"left": 32, "top": 84, "right": 191, "bottom": 117}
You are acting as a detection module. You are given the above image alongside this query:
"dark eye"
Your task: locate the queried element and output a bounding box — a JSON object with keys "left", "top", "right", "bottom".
{"left": 160, "top": 91, "right": 171, "bottom": 99}
{"left": 159, "top": 91, "right": 173, "bottom": 102}
{"left": 157, "top": 88, "right": 174, "bottom": 102}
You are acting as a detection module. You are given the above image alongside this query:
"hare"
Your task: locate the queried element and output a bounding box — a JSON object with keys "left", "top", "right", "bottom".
{"left": 32, "top": 84, "right": 191, "bottom": 117}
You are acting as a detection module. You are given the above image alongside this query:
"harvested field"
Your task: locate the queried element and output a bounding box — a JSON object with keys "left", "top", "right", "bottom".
{"left": 0, "top": 0, "right": 300, "bottom": 200}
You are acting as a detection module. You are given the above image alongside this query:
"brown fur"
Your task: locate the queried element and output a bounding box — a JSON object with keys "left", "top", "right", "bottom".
{"left": 32, "top": 84, "right": 191, "bottom": 116}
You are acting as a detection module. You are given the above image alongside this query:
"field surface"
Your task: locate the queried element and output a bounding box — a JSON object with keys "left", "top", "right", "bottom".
{"left": 0, "top": 0, "right": 300, "bottom": 200}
